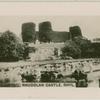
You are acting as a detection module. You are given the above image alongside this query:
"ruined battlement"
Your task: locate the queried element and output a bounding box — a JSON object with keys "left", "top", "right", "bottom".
{"left": 21, "top": 21, "right": 82, "bottom": 43}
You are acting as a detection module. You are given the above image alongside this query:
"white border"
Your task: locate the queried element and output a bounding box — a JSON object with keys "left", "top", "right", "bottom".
{"left": 0, "top": 0, "right": 100, "bottom": 2}
{"left": 0, "top": 2, "right": 100, "bottom": 16}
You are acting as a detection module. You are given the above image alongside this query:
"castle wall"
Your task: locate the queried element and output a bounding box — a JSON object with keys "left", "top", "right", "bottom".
{"left": 21, "top": 22, "right": 82, "bottom": 43}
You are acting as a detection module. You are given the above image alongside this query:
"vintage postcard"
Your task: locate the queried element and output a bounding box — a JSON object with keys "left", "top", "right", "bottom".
{"left": 0, "top": 2, "right": 100, "bottom": 99}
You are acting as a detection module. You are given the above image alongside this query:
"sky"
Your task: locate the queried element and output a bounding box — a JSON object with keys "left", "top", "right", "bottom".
{"left": 0, "top": 16, "right": 100, "bottom": 40}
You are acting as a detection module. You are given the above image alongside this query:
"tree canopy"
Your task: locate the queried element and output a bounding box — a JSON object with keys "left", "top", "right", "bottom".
{"left": 0, "top": 30, "right": 24, "bottom": 62}
{"left": 61, "top": 40, "right": 81, "bottom": 59}
{"left": 73, "top": 36, "right": 92, "bottom": 58}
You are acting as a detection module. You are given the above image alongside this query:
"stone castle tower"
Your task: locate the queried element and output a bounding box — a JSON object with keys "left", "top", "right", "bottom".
{"left": 21, "top": 22, "right": 36, "bottom": 43}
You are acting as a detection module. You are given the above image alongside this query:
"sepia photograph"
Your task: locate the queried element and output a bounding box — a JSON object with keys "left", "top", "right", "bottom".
{"left": 0, "top": 2, "right": 100, "bottom": 99}
{"left": 0, "top": 16, "right": 100, "bottom": 88}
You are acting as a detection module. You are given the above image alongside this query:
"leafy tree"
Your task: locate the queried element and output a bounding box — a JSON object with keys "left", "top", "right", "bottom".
{"left": 0, "top": 30, "right": 24, "bottom": 62}
{"left": 73, "top": 36, "right": 92, "bottom": 58}
{"left": 90, "top": 43, "right": 100, "bottom": 58}
{"left": 61, "top": 40, "right": 81, "bottom": 59}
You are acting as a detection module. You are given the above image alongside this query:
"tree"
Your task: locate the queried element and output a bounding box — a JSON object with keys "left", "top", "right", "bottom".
{"left": 0, "top": 30, "right": 24, "bottom": 62}
{"left": 90, "top": 42, "right": 100, "bottom": 58}
{"left": 73, "top": 36, "right": 92, "bottom": 58}
{"left": 61, "top": 40, "right": 81, "bottom": 59}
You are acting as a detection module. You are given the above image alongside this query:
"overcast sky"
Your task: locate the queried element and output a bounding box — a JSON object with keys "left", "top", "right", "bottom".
{"left": 0, "top": 16, "right": 100, "bottom": 40}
